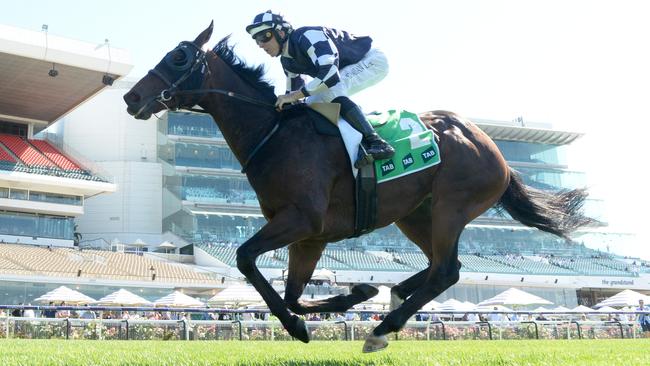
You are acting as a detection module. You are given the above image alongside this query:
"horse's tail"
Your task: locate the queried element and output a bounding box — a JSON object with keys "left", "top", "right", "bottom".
{"left": 496, "top": 168, "right": 596, "bottom": 238}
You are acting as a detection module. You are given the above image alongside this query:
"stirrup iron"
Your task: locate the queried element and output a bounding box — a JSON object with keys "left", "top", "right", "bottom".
{"left": 355, "top": 144, "right": 374, "bottom": 169}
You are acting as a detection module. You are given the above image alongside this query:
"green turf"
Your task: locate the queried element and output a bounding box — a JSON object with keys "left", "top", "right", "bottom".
{"left": 1, "top": 339, "right": 649, "bottom": 366}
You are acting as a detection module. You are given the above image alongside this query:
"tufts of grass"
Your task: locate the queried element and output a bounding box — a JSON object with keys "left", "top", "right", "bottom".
{"left": 1, "top": 339, "right": 649, "bottom": 366}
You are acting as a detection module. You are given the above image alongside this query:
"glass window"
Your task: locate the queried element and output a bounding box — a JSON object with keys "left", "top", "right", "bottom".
{"left": 511, "top": 166, "right": 586, "bottom": 191}
{"left": 0, "top": 211, "right": 74, "bottom": 239}
{"left": 174, "top": 144, "right": 241, "bottom": 170}
{"left": 495, "top": 141, "right": 568, "bottom": 166}
{"left": 0, "top": 187, "right": 8, "bottom": 199}
{"left": 180, "top": 175, "right": 257, "bottom": 206}
{"left": 28, "top": 191, "right": 82, "bottom": 206}
{"left": 167, "top": 111, "right": 222, "bottom": 138}
{"left": 9, "top": 189, "right": 27, "bottom": 200}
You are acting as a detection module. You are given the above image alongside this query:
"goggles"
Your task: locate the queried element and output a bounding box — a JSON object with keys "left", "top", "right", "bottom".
{"left": 253, "top": 30, "right": 274, "bottom": 44}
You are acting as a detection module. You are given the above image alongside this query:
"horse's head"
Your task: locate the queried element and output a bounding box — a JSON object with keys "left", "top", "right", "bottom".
{"left": 123, "top": 22, "right": 214, "bottom": 119}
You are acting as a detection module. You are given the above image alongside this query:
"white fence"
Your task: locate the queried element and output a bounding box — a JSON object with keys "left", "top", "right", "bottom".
{"left": 2, "top": 317, "right": 647, "bottom": 341}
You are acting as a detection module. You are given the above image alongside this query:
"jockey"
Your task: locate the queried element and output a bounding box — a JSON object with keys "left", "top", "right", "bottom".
{"left": 246, "top": 10, "right": 395, "bottom": 163}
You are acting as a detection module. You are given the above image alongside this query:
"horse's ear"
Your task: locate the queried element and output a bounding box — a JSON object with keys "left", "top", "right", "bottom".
{"left": 194, "top": 20, "right": 214, "bottom": 47}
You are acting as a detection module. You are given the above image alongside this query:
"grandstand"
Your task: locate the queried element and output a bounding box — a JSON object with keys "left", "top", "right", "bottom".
{"left": 0, "top": 244, "right": 216, "bottom": 284}
{"left": 0, "top": 24, "right": 126, "bottom": 251}
{"left": 0, "top": 22, "right": 647, "bottom": 309}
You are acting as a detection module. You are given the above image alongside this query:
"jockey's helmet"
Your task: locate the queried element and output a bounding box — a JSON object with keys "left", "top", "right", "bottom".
{"left": 245, "top": 10, "right": 292, "bottom": 42}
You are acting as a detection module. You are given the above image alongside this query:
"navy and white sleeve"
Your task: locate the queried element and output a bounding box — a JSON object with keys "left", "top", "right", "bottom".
{"left": 285, "top": 70, "right": 305, "bottom": 94}
{"left": 297, "top": 29, "right": 340, "bottom": 96}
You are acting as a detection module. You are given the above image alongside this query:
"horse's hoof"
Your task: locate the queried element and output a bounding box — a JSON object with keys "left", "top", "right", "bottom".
{"left": 288, "top": 315, "right": 310, "bottom": 343}
{"left": 362, "top": 334, "right": 388, "bottom": 353}
{"left": 390, "top": 291, "right": 404, "bottom": 311}
{"left": 351, "top": 284, "right": 379, "bottom": 300}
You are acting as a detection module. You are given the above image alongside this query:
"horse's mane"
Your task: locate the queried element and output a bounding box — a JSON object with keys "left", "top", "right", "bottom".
{"left": 211, "top": 36, "right": 277, "bottom": 102}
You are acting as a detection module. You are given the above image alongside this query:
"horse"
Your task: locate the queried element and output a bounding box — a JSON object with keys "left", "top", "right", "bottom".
{"left": 123, "top": 22, "right": 594, "bottom": 352}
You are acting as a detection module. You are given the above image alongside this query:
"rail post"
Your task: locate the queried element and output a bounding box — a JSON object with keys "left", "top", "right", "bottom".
{"left": 477, "top": 321, "right": 493, "bottom": 340}
{"left": 606, "top": 321, "right": 624, "bottom": 339}
{"left": 232, "top": 320, "right": 242, "bottom": 340}
{"left": 521, "top": 321, "right": 539, "bottom": 339}
{"left": 431, "top": 321, "right": 446, "bottom": 340}
{"left": 181, "top": 319, "right": 189, "bottom": 340}
{"left": 335, "top": 321, "right": 349, "bottom": 341}
{"left": 570, "top": 321, "right": 582, "bottom": 339}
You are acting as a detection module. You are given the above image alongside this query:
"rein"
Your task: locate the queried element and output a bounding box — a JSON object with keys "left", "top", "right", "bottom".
{"left": 171, "top": 88, "right": 280, "bottom": 174}
{"left": 174, "top": 89, "right": 275, "bottom": 109}
{"left": 144, "top": 41, "right": 285, "bottom": 174}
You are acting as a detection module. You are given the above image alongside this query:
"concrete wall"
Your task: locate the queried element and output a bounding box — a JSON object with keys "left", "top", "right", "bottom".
{"left": 54, "top": 86, "right": 163, "bottom": 239}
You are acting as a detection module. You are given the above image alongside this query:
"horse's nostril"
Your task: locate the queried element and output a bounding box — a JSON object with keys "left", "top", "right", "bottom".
{"left": 124, "top": 91, "right": 141, "bottom": 104}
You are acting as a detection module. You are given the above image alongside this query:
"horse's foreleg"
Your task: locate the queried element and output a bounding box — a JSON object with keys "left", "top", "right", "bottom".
{"left": 236, "top": 206, "right": 320, "bottom": 343}
{"left": 284, "top": 240, "right": 379, "bottom": 314}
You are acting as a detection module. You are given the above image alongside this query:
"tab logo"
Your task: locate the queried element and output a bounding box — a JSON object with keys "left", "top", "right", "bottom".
{"left": 402, "top": 153, "right": 414, "bottom": 170}
{"left": 421, "top": 146, "right": 437, "bottom": 162}
{"left": 380, "top": 160, "right": 396, "bottom": 176}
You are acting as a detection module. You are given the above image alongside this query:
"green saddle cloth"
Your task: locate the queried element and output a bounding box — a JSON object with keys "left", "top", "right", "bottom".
{"left": 367, "top": 109, "right": 441, "bottom": 183}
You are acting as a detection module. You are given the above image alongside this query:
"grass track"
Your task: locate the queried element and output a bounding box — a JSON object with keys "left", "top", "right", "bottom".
{"left": 1, "top": 339, "right": 650, "bottom": 365}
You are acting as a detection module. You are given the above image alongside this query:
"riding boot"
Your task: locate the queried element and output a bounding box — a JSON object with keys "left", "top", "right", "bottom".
{"left": 342, "top": 105, "right": 395, "bottom": 161}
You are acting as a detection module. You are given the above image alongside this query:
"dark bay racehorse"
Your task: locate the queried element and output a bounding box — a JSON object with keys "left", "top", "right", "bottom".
{"left": 124, "top": 22, "right": 594, "bottom": 352}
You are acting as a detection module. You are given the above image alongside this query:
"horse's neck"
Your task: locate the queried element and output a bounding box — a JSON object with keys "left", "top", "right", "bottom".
{"left": 199, "top": 62, "right": 276, "bottom": 166}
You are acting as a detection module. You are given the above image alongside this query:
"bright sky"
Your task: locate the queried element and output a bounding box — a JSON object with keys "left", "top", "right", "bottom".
{"left": 2, "top": 1, "right": 649, "bottom": 258}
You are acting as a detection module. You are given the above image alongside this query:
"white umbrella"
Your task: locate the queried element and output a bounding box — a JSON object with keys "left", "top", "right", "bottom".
{"left": 93, "top": 288, "right": 152, "bottom": 306}
{"left": 422, "top": 299, "right": 441, "bottom": 311}
{"left": 130, "top": 238, "right": 147, "bottom": 253}
{"left": 159, "top": 241, "right": 176, "bottom": 254}
{"left": 572, "top": 305, "right": 593, "bottom": 312}
{"left": 474, "top": 304, "right": 513, "bottom": 312}
{"left": 367, "top": 285, "right": 392, "bottom": 305}
{"left": 207, "top": 284, "right": 262, "bottom": 306}
{"left": 594, "top": 289, "right": 650, "bottom": 308}
{"left": 533, "top": 306, "right": 552, "bottom": 312}
{"left": 311, "top": 268, "right": 335, "bottom": 282}
{"left": 478, "top": 288, "right": 553, "bottom": 307}
{"left": 597, "top": 306, "right": 618, "bottom": 313}
{"left": 159, "top": 241, "right": 176, "bottom": 249}
{"left": 550, "top": 306, "right": 571, "bottom": 313}
{"left": 133, "top": 238, "right": 146, "bottom": 246}
{"left": 154, "top": 291, "right": 204, "bottom": 308}
{"left": 437, "top": 299, "right": 476, "bottom": 312}
{"left": 34, "top": 286, "right": 96, "bottom": 305}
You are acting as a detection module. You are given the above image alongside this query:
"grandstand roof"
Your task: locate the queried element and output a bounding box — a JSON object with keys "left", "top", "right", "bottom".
{"left": 474, "top": 119, "right": 583, "bottom": 145}
{"left": 0, "top": 24, "right": 132, "bottom": 131}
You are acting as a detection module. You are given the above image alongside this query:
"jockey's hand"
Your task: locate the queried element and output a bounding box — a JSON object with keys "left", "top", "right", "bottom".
{"left": 275, "top": 90, "right": 305, "bottom": 111}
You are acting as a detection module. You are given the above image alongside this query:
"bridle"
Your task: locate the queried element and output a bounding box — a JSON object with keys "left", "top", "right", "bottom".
{"left": 136, "top": 40, "right": 281, "bottom": 173}
{"left": 135, "top": 41, "right": 276, "bottom": 118}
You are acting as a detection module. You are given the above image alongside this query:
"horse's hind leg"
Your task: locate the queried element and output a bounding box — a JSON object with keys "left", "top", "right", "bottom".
{"left": 284, "top": 240, "right": 379, "bottom": 315}
{"left": 363, "top": 200, "right": 466, "bottom": 353}
{"left": 389, "top": 198, "right": 434, "bottom": 310}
